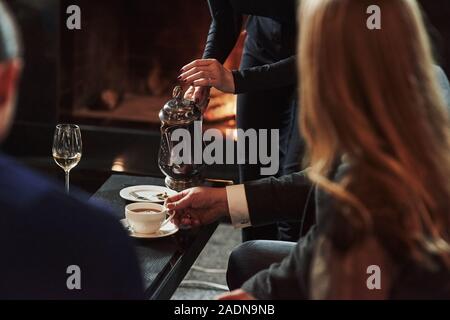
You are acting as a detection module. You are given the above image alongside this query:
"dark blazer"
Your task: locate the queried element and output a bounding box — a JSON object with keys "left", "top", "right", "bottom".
{"left": 242, "top": 170, "right": 317, "bottom": 299}
{"left": 241, "top": 167, "right": 450, "bottom": 300}
{"left": 0, "top": 154, "right": 143, "bottom": 300}
{"left": 203, "top": 0, "right": 297, "bottom": 93}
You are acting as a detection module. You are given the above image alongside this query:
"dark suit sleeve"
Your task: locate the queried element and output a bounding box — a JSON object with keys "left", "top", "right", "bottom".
{"left": 241, "top": 226, "right": 317, "bottom": 299}
{"left": 203, "top": 0, "right": 243, "bottom": 63}
{"left": 232, "top": 56, "right": 296, "bottom": 93}
{"left": 241, "top": 163, "right": 352, "bottom": 300}
{"left": 228, "top": 0, "right": 296, "bottom": 24}
{"left": 244, "top": 171, "right": 315, "bottom": 227}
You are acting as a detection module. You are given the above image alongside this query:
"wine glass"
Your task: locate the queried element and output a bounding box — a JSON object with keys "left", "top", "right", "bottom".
{"left": 52, "top": 124, "right": 82, "bottom": 193}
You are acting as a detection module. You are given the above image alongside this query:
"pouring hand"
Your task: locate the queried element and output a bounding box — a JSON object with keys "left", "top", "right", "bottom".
{"left": 179, "top": 59, "right": 235, "bottom": 94}
{"left": 184, "top": 85, "right": 210, "bottom": 111}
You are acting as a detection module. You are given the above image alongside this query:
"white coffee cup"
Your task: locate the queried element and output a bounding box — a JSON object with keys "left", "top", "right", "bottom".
{"left": 125, "top": 203, "right": 172, "bottom": 234}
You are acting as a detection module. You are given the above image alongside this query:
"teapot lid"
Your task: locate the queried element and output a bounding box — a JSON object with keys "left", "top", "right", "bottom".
{"left": 159, "top": 86, "right": 201, "bottom": 125}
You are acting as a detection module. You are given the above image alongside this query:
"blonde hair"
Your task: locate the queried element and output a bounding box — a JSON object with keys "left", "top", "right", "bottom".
{"left": 299, "top": 0, "right": 450, "bottom": 265}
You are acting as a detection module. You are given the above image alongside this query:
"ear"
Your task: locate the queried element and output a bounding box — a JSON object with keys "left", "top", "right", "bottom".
{"left": 0, "top": 60, "right": 22, "bottom": 108}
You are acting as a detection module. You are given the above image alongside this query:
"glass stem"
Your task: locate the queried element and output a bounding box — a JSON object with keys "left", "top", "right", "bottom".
{"left": 65, "top": 170, "right": 70, "bottom": 194}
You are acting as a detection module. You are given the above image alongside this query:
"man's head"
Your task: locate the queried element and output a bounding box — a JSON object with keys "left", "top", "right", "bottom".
{"left": 0, "top": 0, "right": 22, "bottom": 142}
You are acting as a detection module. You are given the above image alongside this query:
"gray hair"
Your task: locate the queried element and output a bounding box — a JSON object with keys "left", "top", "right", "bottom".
{"left": 0, "top": 0, "right": 22, "bottom": 62}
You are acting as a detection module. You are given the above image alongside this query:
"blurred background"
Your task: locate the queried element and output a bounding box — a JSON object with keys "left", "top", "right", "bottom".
{"left": 3, "top": 0, "right": 246, "bottom": 194}
{"left": 3, "top": 0, "right": 449, "bottom": 194}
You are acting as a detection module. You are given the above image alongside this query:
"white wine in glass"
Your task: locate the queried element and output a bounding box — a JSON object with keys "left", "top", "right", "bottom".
{"left": 53, "top": 153, "right": 82, "bottom": 172}
{"left": 52, "top": 124, "right": 82, "bottom": 193}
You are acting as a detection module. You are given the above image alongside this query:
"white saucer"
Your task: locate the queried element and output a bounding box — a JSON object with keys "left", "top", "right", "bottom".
{"left": 119, "top": 185, "right": 177, "bottom": 203}
{"left": 120, "top": 219, "right": 179, "bottom": 239}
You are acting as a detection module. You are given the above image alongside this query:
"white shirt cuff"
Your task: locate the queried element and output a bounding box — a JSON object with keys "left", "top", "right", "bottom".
{"left": 226, "top": 184, "right": 251, "bottom": 228}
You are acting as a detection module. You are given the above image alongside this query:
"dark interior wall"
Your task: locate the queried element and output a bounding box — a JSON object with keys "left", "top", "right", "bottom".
{"left": 4, "top": 0, "right": 60, "bottom": 124}
{"left": 419, "top": 0, "right": 450, "bottom": 75}
{"left": 4, "top": 0, "right": 212, "bottom": 127}
{"left": 60, "top": 0, "right": 211, "bottom": 112}
{"left": 3, "top": 0, "right": 450, "bottom": 131}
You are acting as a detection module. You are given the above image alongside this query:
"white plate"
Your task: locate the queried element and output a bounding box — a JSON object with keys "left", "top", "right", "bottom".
{"left": 119, "top": 185, "right": 177, "bottom": 203}
{"left": 121, "top": 219, "right": 179, "bottom": 239}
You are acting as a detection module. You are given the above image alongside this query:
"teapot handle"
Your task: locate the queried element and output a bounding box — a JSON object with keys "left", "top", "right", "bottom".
{"left": 172, "top": 86, "right": 183, "bottom": 99}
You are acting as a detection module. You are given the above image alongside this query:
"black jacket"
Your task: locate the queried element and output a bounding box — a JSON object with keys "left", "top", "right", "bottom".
{"left": 203, "top": 0, "right": 298, "bottom": 93}
{"left": 241, "top": 163, "right": 450, "bottom": 299}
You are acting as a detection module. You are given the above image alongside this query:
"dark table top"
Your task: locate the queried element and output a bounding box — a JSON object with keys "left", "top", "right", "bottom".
{"left": 91, "top": 174, "right": 218, "bottom": 300}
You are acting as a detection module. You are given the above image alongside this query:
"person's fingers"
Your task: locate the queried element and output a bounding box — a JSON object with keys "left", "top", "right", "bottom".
{"left": 197, "top": 97, "right": 210, "bottom": 109}
{"left": 193, "top": 89, "right": 204, "bottom": 102}
{"left": 193, "top": 78, "right": 217, "bottom": 87}
{"left": 193, "top": 87, "right": 209, "bottom": 103}
{"left": 178, "top": 212, "right": 195, "bottom": 228}
{"left": 182, "top": 208, "right": 207, "bottom": 227}
{"left": 191, "top": 218, "right": 202, "bottom": 227}
{"left": 166, "top": 191, "right": 195, "bottom": 211}
{"left": 216, "top": 291, "right": 243, "bottom": 300}
{"left": 194, "top": 86, "right": 207, "bottom": 95}
{"left": 183, "top": 86, "right": 195, "bottom": 100}
{"left": 216, "top": 293, "right": 237, "bottom": 300}
{"left": 172, "top": 216, "right": 181, "bottom": 226}
{"left": 170, "top": 207, "right": 184, "bottom": 223}
{"left": 185, "top": 85, "right": 195, "bottom": 93}
{"left": 165, "top": 190, "right": 190, "bottom": 209}
{"left": 171, "top": 209, "right": 192, "bottom": 226}
{"left": 166, "top": 190, "right": 189, "bottom": 204}
{"left": 184, "top": 71, "right": 215, "bottom": 84}
{"left": 216, "top": 289, "right": 255, "bottom": 300}
{"left": 181, "top": 59, "right": 214, "bottom": 72}
{"left": 181, "top": 216, "right": 192, "bottom": 224}
{"left": 178, "top": 66, "right": 210, "bottom": 81}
